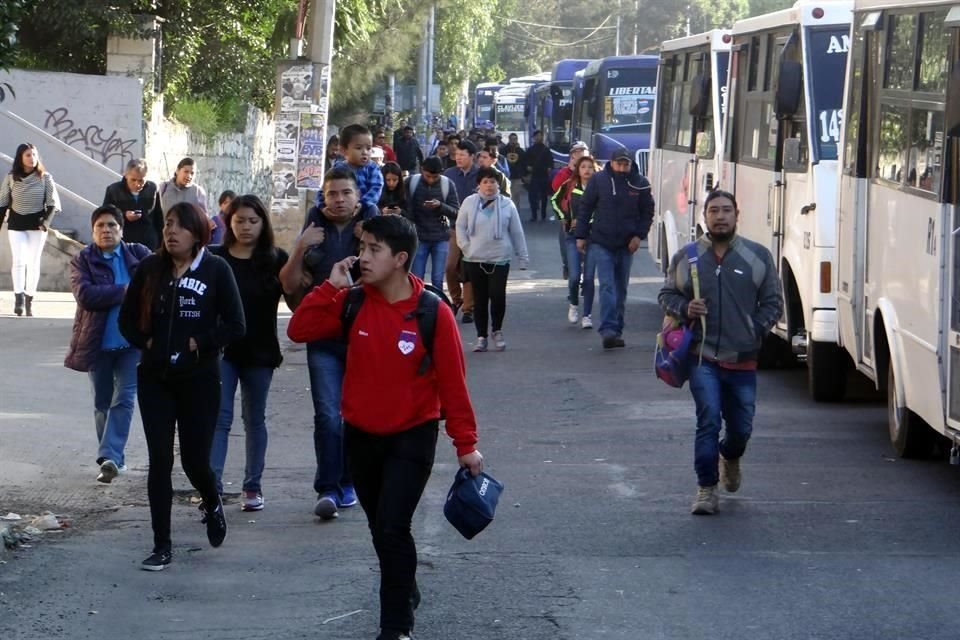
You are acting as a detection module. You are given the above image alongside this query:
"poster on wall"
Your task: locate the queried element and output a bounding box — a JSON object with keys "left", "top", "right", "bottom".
{"left": 297, "top": 111, "right": 326, "bottom": 189}
{"left": 279, "top": 64, "right": 313, "bottom": 111}
{"left": 276, "top": 116, "right": 300, "bottom": 164}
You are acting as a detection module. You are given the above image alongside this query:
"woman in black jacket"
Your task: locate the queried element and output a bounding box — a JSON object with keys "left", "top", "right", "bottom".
{"left": 377, "top": 162, "right": 407, "bottom": 216}
{"left": 119, "top": 202, "right": 245, "bottom": 571}
{"left": 208, "top": 195, "right": 290, "bottom": 512}
{"left": 102, "top": 158, "right": 163, "bottom": 249}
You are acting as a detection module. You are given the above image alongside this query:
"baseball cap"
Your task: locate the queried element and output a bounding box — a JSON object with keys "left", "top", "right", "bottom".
{"left": 610, "top": 148, "right": 631, "bottom": 162}
{"left": 443, "top": 468, "right": 504, "bottom": 540}
{"left": 570, "top": 140, "right": 589, "bottom": 153}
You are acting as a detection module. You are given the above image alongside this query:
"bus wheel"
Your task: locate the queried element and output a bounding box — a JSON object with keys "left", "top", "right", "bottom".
{"left": 808, "top": 340, "right": 847, "bottom": 402}
{"left": 758, "top": 334, "right": 794, "bottom": 369}
{"left": 887, "top": 365, "right": 933, "bottom": 458}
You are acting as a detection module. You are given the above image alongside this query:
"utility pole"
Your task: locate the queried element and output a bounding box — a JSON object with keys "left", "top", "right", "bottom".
{"left": 308, "top": 0, "right": 335, "bottom": 105}
{"left": 632, "top": 0, "right": 639, "bottom": 55}
{"left": 416, "top": 4, "right": 436, "bottom": 132}
{"left": 615, "top": 0, "right": 622, "bottom": 56}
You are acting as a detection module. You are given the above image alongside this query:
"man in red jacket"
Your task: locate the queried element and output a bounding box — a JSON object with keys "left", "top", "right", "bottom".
{"left": 287, "top": 215, "right": 483, "bottom": 640}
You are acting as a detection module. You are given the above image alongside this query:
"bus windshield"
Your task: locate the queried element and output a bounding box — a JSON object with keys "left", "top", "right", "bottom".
{"left": 495, "top": 103, "right": 526, "bottom": 131}
{"left": 806, "top": 28, "right": 849, "bottom": 161}
{"left": 476, "top": 89, "right": 498, "bottom": 123}
{"left": 601, "top": 67, "right": 657, "bottom": 132}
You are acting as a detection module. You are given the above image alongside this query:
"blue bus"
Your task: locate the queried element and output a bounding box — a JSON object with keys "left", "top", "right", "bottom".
{"left": 572, "top": 55, "right": 658, "bottom": 174}
{"left": 472, "top": 82, "right": 505, "bottom": 129}
{"left": 537, "top": 59, "right": 592, "bottom": 167}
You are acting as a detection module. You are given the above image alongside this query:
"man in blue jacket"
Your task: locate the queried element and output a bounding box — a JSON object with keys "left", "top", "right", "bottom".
{"left": 575, "top": 148, "right": 653, "bottom": 349}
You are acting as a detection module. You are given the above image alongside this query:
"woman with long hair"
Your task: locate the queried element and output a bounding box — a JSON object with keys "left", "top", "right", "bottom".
{"left": 552, "top": 155, "right": 599, "bottom": 329}
{"left": 0, "top": 143, "right": 61, "bottom": 316}
{"left": 208, "top": 195, "right": 290, "bottom": 512}
{"left": 378, "top": 162, "right": 407, "bottom": 216}
{"left": 119, "top": 202, "right": 245, "bottom": 571}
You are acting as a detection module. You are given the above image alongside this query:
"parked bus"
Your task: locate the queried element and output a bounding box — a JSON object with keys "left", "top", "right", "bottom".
{"left": 473, "top": 82, "right": 505, "bottom": 129}
{"left": 573, "top": 55, "right": 658, "bottom": 174}
{"left": 537, "top": 59, "right": 593, "bottom": 166}
{"left": 508, "top": 72, "right": 551, "bottom": 85}
{"left": 836, "top": 1, "right": 960, "bottom": 456}
{"left": 648, "top": 30, "right": 732, "bottom": 275}
{"left": 722, "top": 0, "right": 852, "bottom": 400}
{"left": 493, "top": 84, "right": 534, "bottom": 146}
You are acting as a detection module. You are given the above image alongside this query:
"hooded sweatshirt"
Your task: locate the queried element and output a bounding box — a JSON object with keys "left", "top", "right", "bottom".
{"left": 286, "top": 275, "right": 478, "bottom": 455}
{"left": 119, "top": 248, "right": 246, "bottom": 377}
{"left": 455, "top": 192, "right": 529, "bottom": 267}
{"left": 575, "top": 162, "right": 654, "bottom": 251}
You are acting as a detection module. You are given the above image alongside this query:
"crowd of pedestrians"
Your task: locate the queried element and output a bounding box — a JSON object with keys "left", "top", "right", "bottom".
{"left": 1, "top": 122, "right": 784, "bottom": 638}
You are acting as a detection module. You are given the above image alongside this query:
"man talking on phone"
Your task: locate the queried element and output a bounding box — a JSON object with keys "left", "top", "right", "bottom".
{"left": 404, "top": 156, "right": 459, "bottom": 290}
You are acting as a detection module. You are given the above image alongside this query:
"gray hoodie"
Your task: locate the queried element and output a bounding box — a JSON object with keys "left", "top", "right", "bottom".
{"left": 658, "top": 235, "right": 783, "bottom": 364}
{"left": 456, "top": 192, "right": 529, "bottom": 267}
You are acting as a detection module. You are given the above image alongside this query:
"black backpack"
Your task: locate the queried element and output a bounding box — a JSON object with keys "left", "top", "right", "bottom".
{"left": 340, "top": 283, "right": 455, "bottom": 375}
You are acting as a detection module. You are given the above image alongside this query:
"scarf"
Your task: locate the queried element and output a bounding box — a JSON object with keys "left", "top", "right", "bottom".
{"left": 467, "top": 190, "right": 503, "bottom": 240}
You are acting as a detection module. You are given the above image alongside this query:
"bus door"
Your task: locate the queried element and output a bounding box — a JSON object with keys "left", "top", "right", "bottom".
{"left": 945, "top": 23, "right": 960, "bottom": 431}
{"left": 687, "top": 50, "right": 717, "bottom": 238}
{"left": 771, "top": 31, "right": 804, "bottom": 273}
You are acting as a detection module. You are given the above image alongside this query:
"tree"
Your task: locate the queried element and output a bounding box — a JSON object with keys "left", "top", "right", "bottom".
{"left": 434, "top": 0, "right": 499, "bottom": 114}
{"left": 0, "top": 0, "right": 27, "bottom": 72}
{"left": 749, "top": 0, "right": 794, "bottom": 16}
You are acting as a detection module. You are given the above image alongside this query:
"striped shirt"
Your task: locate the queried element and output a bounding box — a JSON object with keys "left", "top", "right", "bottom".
{"left": 0, "top": 171, "right": 61, "bottom": 215}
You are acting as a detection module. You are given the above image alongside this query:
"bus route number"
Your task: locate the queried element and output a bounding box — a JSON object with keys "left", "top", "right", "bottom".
{"left": 818, "top": 109, "right": 843, "bottom": 144}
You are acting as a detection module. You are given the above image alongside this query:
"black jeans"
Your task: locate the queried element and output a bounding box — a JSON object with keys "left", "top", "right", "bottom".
{"left": 346, "top": 421, "right": 438, "bottom": 634}
{"left": 138, "top": 363, "right": 222, "bottom": 553}
{"left": 464, "top": 261, "right": 510, "bottom": 338}
{"left": 527, "top": 175, "right": 550, "bottom": 220}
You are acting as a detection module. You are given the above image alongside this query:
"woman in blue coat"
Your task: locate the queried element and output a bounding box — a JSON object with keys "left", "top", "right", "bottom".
{"left": 65, "top": 205, "right": 152, "bottom": 484}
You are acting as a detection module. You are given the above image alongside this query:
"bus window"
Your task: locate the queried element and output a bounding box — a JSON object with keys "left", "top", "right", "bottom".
{"left": 907, "top": 109, "right": 944, "bottom": 192}
{"left": 885, "top": 14, "right": 916, "bottom": 90}
{"left": 843, "top": 29, "right": 868, "bottom": 176}
{"left": 877, "top": 104, "right": 908, "bottom": 184}
{"left": 918, "top": 11, "right": 949, "bottom": 93}
{"left": 601, "top": 67, "right": 656, "bottom": 133}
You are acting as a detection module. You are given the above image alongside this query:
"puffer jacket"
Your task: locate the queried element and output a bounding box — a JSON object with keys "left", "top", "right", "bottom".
{"left": 575, "top": 163, "right": 654, "bottom": 250}
{"left": 64, "top": 242, "right": 152, "bottom": 371}
{"left": 658, "top": 235, "right": 784, "bottom": 364}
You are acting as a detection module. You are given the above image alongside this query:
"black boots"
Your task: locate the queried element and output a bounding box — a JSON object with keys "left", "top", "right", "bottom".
{"left": 13, "top": 293, "right": 24, "bottom": 316}
{"left": 24, "top": 294, "right": 33, "bottom": 317}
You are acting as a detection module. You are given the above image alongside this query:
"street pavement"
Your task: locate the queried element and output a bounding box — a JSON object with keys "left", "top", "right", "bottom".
{"left": 2, "top": 220, "right": 960, "bottom": 640}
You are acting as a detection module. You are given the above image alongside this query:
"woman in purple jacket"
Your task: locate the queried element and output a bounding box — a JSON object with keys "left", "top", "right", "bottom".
{"left": 65, "top": 205, "right": 152, "bottom": 484}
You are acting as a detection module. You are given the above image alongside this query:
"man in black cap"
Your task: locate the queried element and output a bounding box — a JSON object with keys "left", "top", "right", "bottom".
{"left": 575, "top": 148, "right": 654, "bottom": 349}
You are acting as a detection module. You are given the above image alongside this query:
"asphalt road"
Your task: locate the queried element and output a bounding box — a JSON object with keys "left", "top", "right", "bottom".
{"left": 2, "top": 221, "right": 959, "bottom": 640}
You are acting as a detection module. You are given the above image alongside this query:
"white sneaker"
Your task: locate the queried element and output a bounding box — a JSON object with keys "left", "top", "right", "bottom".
{"left": 492, "top": 331, "right": 506, "bottom": 351}
{"left": 580, "top": 315, "right": 593, "bottom": 329}
{"left": 567, "top": 304, "right": 580, "bottom": 324}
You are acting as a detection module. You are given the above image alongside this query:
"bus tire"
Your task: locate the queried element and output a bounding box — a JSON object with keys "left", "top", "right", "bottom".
{"left": 758, "top": 334, "right": 795, "bottom": 369}
{"left": 887, "top": 364, "right": 933, "bottom": 458}
{"left": 808, "top": 340, "right": 847, "bottom": 402}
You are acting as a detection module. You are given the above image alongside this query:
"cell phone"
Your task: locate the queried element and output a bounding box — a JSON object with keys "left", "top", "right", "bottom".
{"left": 346, "top": 270, "right": 354, "bottom": 286}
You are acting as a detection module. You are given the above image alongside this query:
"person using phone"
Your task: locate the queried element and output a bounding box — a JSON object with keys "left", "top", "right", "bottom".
{"left": 378, "top": 162, "right": 407, "bottom": 217}
{"left": 404, "top": 156, "right": 459, "bottom": 290}
{"left": 102, "top": 158, "right": 162, "bottom": 249}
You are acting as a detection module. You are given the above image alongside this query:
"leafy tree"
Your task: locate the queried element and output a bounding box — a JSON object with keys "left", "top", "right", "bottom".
{"left": 749, "top": 0, "right": 794, "bottom": 16}
{"left": 0, "top": 0, "right": 27, "bottom": 72}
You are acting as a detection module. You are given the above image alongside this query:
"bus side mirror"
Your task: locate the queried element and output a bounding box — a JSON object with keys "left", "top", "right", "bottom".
{"left": 688, "top": 74, "right": 712, "bottom": 118}
{"left": 783, "top": 137, "right": 804, "bottom": 170}
{"left": 550, "top": 86, "right": 563, "bottom": 101}
{"left": 775, "top": 60, "right": 803, "bottom": 119}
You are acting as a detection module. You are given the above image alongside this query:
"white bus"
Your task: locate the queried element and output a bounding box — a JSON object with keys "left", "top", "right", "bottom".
{"left": 836, "top": 1, "right": 960, "bottom": 456}
{"left": 649, "top": 30, "right": 732, "bottom": 275}
{"left": 723, "top": 0, "right": 852, "bottom": 401}
{"left": 494, "top": 84, "right": 534, "bottom": 146}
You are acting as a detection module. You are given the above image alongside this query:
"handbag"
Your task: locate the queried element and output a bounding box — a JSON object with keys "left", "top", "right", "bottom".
{"left": 654, "top": 242, "right": 704, "bottom": 388}
{"left": 443, "top": 468, "right": 504, "bottom": 540}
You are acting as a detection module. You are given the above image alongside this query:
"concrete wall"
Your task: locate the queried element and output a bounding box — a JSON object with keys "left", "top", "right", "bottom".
{"left": 144, "top": 102, "right": 278, "bottom": 221}
{"left": 0, "top": 69, "right": 143, "bottom": 176}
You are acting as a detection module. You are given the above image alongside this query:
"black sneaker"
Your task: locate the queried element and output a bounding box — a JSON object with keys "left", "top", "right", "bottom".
{"left": 461, "top": 312, "right": 474, "bottom": 324}
{"left": 141, "top": 549, "right": 171, "bottom": 571}
{"left": 376, "top": 631, "right": 412, "bottom": 640}
{"left": 205, "top": 500, "right": 227, "bottom": 548}
{"left": 603, "top": 336, "right": 626, "bottom": 349}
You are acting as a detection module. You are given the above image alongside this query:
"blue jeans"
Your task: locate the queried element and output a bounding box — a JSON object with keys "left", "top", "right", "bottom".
{"left": 688, "top": 359, "right": 757, "bottom": 487}
{"left": 88, "top": 347, "right": 139, "bottom": 466}
{"left": 210, "top": 359, "right": 274, "bottom": 494}
{"left": 307, "top": 343, "right": 352, "bottom": 498}
{"left": 412, "top": 239, "right": 449, "bottom": 289}
{"left": 590, "top": 244, "right": 633, "bottom": 338}
{"left": 565, "top": 235, "right": 596, "bottom": 316}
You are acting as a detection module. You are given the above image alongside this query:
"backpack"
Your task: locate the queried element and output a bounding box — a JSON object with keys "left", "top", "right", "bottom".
{"left": 407, "top": 173, "right": 450, "bottom": 202}
{"left": 655, "top": 243, "right": 704, "bottom": 388}
{"left": 340, "top": 283, "right": 455, "bottom": 375}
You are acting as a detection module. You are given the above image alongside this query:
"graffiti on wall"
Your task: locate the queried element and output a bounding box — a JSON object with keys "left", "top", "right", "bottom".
{"left": 43, "top": 107, "right": 138, "bottom": 170}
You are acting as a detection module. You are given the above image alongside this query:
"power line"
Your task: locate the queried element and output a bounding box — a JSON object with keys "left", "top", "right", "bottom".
{"left": 494, "top": 14, "right": 617, "bottom": 31}
{"left": 501, "top": 30, "right": 616, "bottom": 50}
{"left": 510, "top": 15, "right": 617, "bottom": 47}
